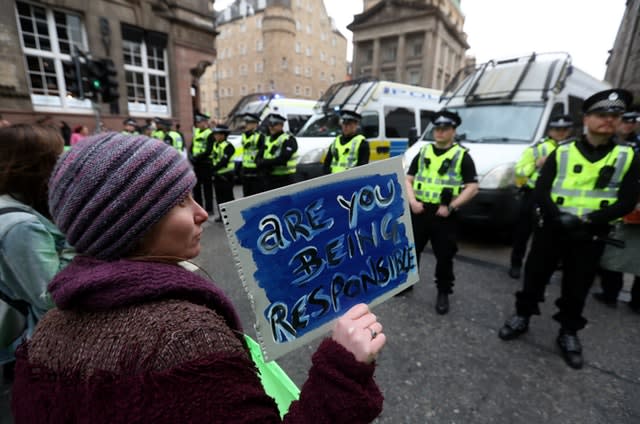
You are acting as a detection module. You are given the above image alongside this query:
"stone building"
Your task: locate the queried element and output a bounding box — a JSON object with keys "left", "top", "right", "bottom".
{"left": 0, "top": 0, "right": 216, "bottom": 140}
{"left": 201, "top": 0, "right": 348, "bottom": 121}
{"left": 604, "top": 0, "right": 640, "bottom": 101}
{"left": 349, "top": 0, "right": 468, "bottom": 90}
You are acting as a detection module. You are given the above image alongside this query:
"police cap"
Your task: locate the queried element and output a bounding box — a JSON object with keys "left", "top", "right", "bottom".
{"left": 267, "top": 113, "right": 287, "bottom": 126}
{"left": 123, "top": 118, "right": 137, "bottom": 126}
{"left": 243, "top": 113, "right": 261, "bottom": 123}
{"left": 621, "top": 111, "right": 640, "bottom": 123}
{"left": 211, "top": 124, "right": 231, "bottom": 134}
{"left": 194, "top": 113, "right": 210, "bottom": 123}
{"left": 548, "top": 114, "right": 574, "bottom": 128}
{"left": 431, "top": 110, "right": 461, "bottom": 128}
{"left": 582, "top": 88, "right": 632, "bottom": 114}
{"left": 339, "top": 109, "right": 362, "bottom": 122}
{"left": 154, "top": 117, "right": 172, "bottom": 128}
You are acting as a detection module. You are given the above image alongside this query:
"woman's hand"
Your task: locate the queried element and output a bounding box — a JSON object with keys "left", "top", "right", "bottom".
{"left": 332, "top": 303, "right": 386, "bottom": 364}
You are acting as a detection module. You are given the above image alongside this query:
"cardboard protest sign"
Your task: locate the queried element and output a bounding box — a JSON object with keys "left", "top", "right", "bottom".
{"left": 221, "top": 157, "right": 418, "bottom": 361}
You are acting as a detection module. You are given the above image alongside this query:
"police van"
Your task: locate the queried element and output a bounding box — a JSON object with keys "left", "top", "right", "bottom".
{"left": 224, "top": 93, "right": 316, "bottom": 176}
{"left": 295, "top": 77, "right": 442, "bottom": 180}
{"left": 402, "top": 52, "right": 611, "bottom": 229}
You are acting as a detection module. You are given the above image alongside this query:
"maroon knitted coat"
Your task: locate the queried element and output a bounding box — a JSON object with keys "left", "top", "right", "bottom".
{"left": 11, "top": 257, "right": 383, "bottom": 423}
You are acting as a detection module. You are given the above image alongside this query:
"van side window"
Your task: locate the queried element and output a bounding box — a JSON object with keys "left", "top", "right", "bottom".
{"left": 287, "top": 114, "right": 311, "bottom": 135}
{"left": 567, "top": 95, "right": 584, "bottom": 132}
{"left": 420, "top": 110, "right": 435, "bottom": 134}
{"left": 384, "top": 106, "right": 414, "bottom": 138}
{"left": 360, "top": 112, "right": 379, "bottom": 138}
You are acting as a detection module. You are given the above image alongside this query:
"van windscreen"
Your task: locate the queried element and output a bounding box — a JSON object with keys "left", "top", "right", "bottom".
{"left": 422, "top": 104, "right": 544, "bottom": 144}
{"left": 297, "top": 113, "right": 341, "bottom": 137}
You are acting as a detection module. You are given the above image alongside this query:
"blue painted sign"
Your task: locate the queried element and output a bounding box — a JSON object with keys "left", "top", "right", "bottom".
{"left": 221, "top": 158, "right": 417, "bottom": 360}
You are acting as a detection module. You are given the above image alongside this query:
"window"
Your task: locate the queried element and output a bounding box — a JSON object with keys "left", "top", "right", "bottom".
{"left": 240, "top": 85, "right": 248, "bottom": 95}
{"left": 329, "top": 56, "right": 335, "bottom": 66}
{"left": 408, "top": 69, "right": 421, "bottom": 85}
{"left": 287, "top": 114, "right": 311, "bottom": 134}
{"left": 255, "top": 61, "right": 263, "bottom": 73}
{"left": 295, "top": 42, "right": 301, "bottom": 54}
{"left": 239, "top": 64, "right": 248, "bottom": 76}
{"left": 420, "top": 110, "right": 435, "bottom": 134}
{"left": 305, "top": 66, "right": 312, "bottom": 77}
{"left": 383, "top": 45, "right": 397, "bottom": 62}
{"left": 320, "top": 51, "right": 325, "bottom": 62}
{"left": 320, "top": 71, "right": 325, "bottom": 80}
{"left": 295, "top": 85, "right": 301, "bottom": 95}
{"left": 295, "top": 65, "right": 301, "bottom": 76}
{"left": 240, "top": 44, "right": 247, "bottom": 55}
{"left": 16, "top": 1, "right": 90, "bottom": 109}
{"left": 256, "top": 39, "right": 263, "bottom": 52}
{"left": 384, "top": 106, "right": 414, "bottom": 138}
{"left": 304, "top": 87, "right": 311, "bottom": 97}
{"left": 306, "top": 47, "right": 312, "bottom": 57}
{"left": 256, "top": 17, "right": 262, "bottom": 28}
{"left": 360, "top": 112, "right": 379, "bottom": 138}
{"left": 306, "top": 24, "right": 312, "bottom": 34}
{"left": 122, "top": 24, "right": 170, "bottom": 115}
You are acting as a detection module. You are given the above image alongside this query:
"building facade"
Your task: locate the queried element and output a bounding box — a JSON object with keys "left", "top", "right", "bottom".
{"left": 0, "top": 0, "right": 216, "bottom": 139}
{"left": 202, "top": 0, "right": 348, "bottom": 121}
{"left": 604, "top": 0, "right": 640, "bottom": 101}
{"left": 349, "top": 0, "right": 467, "bottom": 90}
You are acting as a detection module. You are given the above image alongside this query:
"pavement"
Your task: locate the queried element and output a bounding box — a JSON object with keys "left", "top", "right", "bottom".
{"left": 1, "top": 219, "right": 638, "bottom": 423}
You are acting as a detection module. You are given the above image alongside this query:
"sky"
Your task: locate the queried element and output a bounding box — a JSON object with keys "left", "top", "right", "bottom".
{"left": 215, "top": 0, "right": 627, "bottom": 80}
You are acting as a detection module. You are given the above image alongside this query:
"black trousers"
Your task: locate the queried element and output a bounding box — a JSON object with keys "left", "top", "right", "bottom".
{"left": 266, "top": 174, "right": 295, "bottom": 192}
{"left": 213, "top": 173, "right": 235, "bottom": 215}
{"left": 515, "top": 224, "right": 606, "bottom": 332}
{"left": 599, "top": 269, "right": 640, "bottom": 306}
{"left": 193, "top": 165, "right": 214, "bottom": 213}
{"left": 411, "top": 205, "right": 459, "bottom": 293}
{"left": 242, "top": 175, "right": 265, "bottom": 197}
{"left": 510, "top": 188, "right": 536, "bottom": 267}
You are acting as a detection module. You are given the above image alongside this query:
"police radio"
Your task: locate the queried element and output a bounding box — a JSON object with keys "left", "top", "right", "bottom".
{"left": 594, "top": 165, "right": 615, "bottom": 189}
{"left": 438, "top": 158, "right": 452, "bottom": 175}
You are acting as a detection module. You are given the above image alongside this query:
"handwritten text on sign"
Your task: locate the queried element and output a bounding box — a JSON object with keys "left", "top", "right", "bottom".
{"left": 235, "top": 172, "right": 416, "bottom": 344}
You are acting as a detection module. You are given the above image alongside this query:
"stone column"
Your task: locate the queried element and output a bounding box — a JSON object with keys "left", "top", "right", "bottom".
{"left": 396, "top": 33, "right": 406, "bottom": 83}
{"left": 422, "top": 30, "right": 434, "bottom": 87}
{"left": 372, "top": 38, "right": 381, "bottom": 78}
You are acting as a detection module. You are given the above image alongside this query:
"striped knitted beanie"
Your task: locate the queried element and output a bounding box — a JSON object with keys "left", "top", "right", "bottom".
{"left": 48, "top": 132, "right": 196, "bottom": 260}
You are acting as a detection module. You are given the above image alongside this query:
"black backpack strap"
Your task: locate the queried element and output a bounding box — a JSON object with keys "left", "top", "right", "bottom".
{"left": 0, "top": 207, "right": 34, "bottom": 316}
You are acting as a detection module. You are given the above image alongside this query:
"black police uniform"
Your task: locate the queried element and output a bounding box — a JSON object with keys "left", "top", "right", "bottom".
{"left": 211, "top": 125, "right": 236, "bottom": 221}
{"left": 190, "top": 114, "right": 215, "bottom": 214}
{"left": 240, "top": 113, "right": 267, "bottom": 196}
{"left": 258, "top": 114, "right": 299, "bottom": 191}
{"left": 322, "top": 110, "right": 370, "bottom": 174}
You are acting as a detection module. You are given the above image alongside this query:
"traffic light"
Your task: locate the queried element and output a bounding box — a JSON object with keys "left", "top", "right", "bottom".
{"left": 63, "top": 55, "right": 85, "bottom": 99}
{"left": 99, "top": 59, "right": 119, "bottom": 103}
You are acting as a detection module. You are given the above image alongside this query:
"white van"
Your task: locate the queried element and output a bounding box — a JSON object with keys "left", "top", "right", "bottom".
{"left": 224, "top": 93, "right": 315, "bottom": 176}
{"left": 296, "top": 78, "right": 442, "bottom": 179}
{"left": 403, "top": 52, "right": 611, "bottom": 229}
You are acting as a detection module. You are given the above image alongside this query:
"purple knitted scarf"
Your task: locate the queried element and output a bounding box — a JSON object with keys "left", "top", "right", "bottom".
{"left": 48, "top": 256, "right": 243, "bottom": 333}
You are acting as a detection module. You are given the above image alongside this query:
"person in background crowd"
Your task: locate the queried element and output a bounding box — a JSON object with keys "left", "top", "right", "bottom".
{"left": 615, "top": 110, "right": 640, "bottom": 147}
{"left": 593, "top": 108, "right": 640, "bottom": 313}
{"left": 498, "top": 89, "right": 640, "bottom": 370}
{"left": 70, "top": 125, "right": 89, "bottom": 146}
{"left": 0, "top": 115, "right": 10, "bottom": 128}
{"left": 11, "top": 133, "right": 386, "bottom": 423}
{"left": 122, "top": 118, "right": 139, "bottom": 135}
{"left": 509, "top": 114, "right": 574, "bottom": 279}
{"left": 0, "top": 124, "right": 75, "bottom": 374}
{"left": 210, "top": 124, "right": 236, "bottom": 222}
{"left": 190, "top": 113, "right": 215, "bottom": 216}
{"left": 258, "top": 113, "right": 299, "bottom": 191}
{"left": 404, "top": 110, "right": 479, "bottom": 313}
{"left": 60, "top": 121, "right": 71, "bottom": 146}
{"left": 151, "top": 118, "right": 170, "bottom": 142}
{"left": 323, "top": 109, "right": 370, "bottom": 175}
{"left": 240, "top": 113, "right": 266, "bottom": 196}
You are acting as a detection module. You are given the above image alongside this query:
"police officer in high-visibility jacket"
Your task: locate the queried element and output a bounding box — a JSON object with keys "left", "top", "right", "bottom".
{"left": 508, "top": 115, "right": 574, "bottom": 279}
{"left": 240, "top": 113, "right": 266, "bottom": 196}
{"left": 323, "top": 109, "right": 369, "bottom": 174}
{"left": 405, "top": 110, "right": 479, "bottom": 314}
{"left": 258, "top": 113, "right": 298, "bottom": 191}
{"left": 498, "top": 89, "right": 640, "bottom": 370}
{"left": 122, "top": 118, "right": 139, "bottom": 135}
{"left": 210, "top": 124, "right": 236, "bottom": 222}
{"left": 190, "top": 113, "right": 215, "bottom": 216}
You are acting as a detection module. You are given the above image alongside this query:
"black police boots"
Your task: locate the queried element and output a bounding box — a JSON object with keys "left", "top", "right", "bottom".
{"left": 556, "top": 329, "right": 583, "bottom": 369}
{"left": 498, "top": 314, "right": 529, "bottom": 340}
{"left": 435, "top": 291, "right": 449, "bottom": 315}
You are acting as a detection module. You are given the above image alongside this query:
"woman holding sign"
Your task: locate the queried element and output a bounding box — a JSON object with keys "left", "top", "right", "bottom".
{"left": 11, "top": 133, "right": 386, "bottom": 423}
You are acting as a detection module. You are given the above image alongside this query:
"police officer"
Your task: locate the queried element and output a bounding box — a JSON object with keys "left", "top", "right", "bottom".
{"left": 593, "top": 110, "right": 640, "bottom": 311}
{"left": 498, "top": 89, "right": 640, "bottom": 369}
{"left": 509, "top": 114, "right": 574, "bottom": 278}
{"left": 258, "top": 113, "right": 298, "bottom": 191}
{"left": 122, "top": 118, "right": 139, "bottom": 135}
{"left": 615, "top": 110, "right": 640, "bottom": 148}
{"left": 240, "top": 113, "right": 266, "bottom": 196}
{"left": 151, "top": 117, "right": 169, "bottom": 141}
{"left": 210, "top": 124, "right": 236, "bottom": 222}
{"left": 405, "top": 110, "right": 479, "bottom": 314}
{"left": 190, "top": 113, "right": 215, "bottom": 216}
{"left": 323, "top": 109, "right": 370, "bottom": 174}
